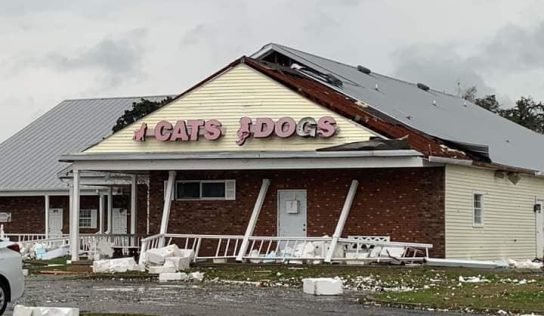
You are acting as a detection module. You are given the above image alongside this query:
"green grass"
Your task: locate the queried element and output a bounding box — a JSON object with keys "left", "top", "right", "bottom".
{"left": 363, "top": 267, "right": 544, "bottom": 314}
{"left": 24, "top": 256, "right": 70, "bottom": 273}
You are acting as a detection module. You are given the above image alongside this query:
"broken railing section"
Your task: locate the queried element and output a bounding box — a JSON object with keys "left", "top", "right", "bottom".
{"left": 140, "top": 233, "right": 432, "bottom": 264}
{"left": 12, "top": 233, "right": 142, "bottom": 260}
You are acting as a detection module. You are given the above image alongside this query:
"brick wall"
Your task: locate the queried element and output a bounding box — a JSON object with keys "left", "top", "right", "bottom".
{"left": 149, "top": 167, "right": 446, "bottom": 257}
{"left": 0, "top": 196, "right": 45, "bottom": 234}
{"left": 0, "top": 189, "right": 142, "bottom": 235}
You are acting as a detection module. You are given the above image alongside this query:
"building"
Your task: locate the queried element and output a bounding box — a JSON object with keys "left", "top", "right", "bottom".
{"left": 56, "top": 43, "right": 544, "bottom": 262}
{"left": 2, "top": 43, "right": 544, "bottom": 262}
{"left": 0, "top": 96, "right": 171, "bottom": 241}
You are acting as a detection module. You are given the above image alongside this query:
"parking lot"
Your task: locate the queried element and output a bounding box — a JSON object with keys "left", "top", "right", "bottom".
{"left": 5, "top": 275, "right": 467, "bottom": 316}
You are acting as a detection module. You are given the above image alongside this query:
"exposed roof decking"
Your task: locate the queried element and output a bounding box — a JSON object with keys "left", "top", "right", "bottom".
{"left": 0, "top": 95, "right": 171, "bottom": 192}
{"left": 254, "top": 43, "right": 544, "bottom": 172}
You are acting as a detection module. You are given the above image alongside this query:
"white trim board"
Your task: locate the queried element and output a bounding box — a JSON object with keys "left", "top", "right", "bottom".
{"left": 0, "top": 190, "right": 100, "bottom": 197}
{"left": 71, "top": 156, "right": 430, "bottom": 172}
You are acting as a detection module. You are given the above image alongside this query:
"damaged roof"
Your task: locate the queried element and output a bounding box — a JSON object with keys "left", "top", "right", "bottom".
{"left": 0, "top": 95, "right": 172, "bottom": 192}
{"left": 252, "top": 43, "right": 544, "bottom": 172}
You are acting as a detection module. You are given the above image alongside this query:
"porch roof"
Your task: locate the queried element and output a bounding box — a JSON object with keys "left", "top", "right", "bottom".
{"left": 60, "top": 149, "right": 430, "bottom": 171}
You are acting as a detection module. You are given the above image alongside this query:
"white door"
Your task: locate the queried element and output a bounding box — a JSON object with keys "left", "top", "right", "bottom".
{"left": 112, "top": 208, "right": 128, "bottom": 234}
{"left": 277, "top": 190, "right": 307, "bottom": 237}
{"left": 48, "top": 208, "right": 63, "bottom": 237}
{"left": 536, "top": 200, "right": 544, "bottom": 258}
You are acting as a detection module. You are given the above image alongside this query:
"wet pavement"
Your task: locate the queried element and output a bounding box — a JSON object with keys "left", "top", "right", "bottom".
{"left": 6, "top": 275, "right": 468, "bottom": 316}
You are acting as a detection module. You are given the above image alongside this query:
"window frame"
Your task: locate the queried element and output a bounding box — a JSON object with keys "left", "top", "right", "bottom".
{"left": 472, "top": 192, "right": 485, "bottom": 227}
{"left": 174, "top": 180, "right": 235, "bottom": 201}
{"left": 79, "top": 209, "right": 97, "bottom": 229}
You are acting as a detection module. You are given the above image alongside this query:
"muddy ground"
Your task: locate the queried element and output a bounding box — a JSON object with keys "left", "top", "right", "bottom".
{"left": 5, "top": 275, "right": 469, "bottom": 316}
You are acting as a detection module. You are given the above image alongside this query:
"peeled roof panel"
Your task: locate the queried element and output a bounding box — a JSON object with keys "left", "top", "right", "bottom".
{"left": 0, "top": 95, "right": 172, "bottom": 191}
{"left": 260, "top": 43, "right": 544, "bottom": 172}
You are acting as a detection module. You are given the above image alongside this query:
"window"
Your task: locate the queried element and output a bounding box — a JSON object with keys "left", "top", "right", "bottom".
{"left": 174, "top": 180, "right": 235, "bottom": 200}
{"left": 473, "top": 193, "right": 484, "bottom": 226}
{"left": 79, "top": 209, "right": 97, "bottom": 229}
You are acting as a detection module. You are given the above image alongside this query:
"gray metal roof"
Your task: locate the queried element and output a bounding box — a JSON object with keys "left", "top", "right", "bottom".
{"left": 253, "top": 43, "right": 544, "bottom": 172}
{"left": 0, "top": 95, "right": 172, "bottom": 192}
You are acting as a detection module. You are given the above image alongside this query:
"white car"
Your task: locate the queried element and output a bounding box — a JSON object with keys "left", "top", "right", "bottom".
{"left": 0, "top": 239, "right": 24, "bottom": 315}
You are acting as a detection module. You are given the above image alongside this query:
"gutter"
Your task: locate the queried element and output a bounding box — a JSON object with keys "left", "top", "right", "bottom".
{"left": 428, "top": 155, "right": 539, "bottom": 176}
{"left": 60, "top": 150, "right": 423, "bottom": 163}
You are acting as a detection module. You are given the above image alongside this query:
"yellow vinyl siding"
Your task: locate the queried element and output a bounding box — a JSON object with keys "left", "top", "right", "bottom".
{"left": 85, "top": 64, "right": 377, "bottom": 153}
{"left": 445, "top": 164, "right": 542, "bottom": 260}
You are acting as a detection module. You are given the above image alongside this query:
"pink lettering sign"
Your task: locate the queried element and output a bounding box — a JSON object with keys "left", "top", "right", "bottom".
{"left": 133, "top": 116, "right": 337, "bottom": 145}
{"left": 134, "top": 119, "right": 224, "bottom": 142}
{"left": 234, "top": 116, "right": 337, "bottom": 145}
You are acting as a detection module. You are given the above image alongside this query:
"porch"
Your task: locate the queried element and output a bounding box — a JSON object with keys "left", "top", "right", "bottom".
{"left": 60, "top": 150, "right": 441, "bottom": 263}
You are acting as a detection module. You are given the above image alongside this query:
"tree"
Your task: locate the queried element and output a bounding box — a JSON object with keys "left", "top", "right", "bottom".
{"left": 474, "top": 95, "right": 501, "bottom": 113}
{"left": 112, "top": 97, "right": 173, "bottom": 132}
{"left": 463, "top": 86, "right": 544, "bottom": 134}
{"left": 499, "top": 97, "right": 544, "bottom": 134}
{"left": 462, "top": 86, "right": 477, "bottom": 103}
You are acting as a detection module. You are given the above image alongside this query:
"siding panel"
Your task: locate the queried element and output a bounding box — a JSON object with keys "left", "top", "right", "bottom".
{"left": 445, "top": 164, "right": 542, "bottom": 260}
{"left": 85, "top": 64, "right": 377, "bottom": 153}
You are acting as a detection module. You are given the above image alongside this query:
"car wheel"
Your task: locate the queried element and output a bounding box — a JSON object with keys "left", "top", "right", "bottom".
{"left": 0, "top": 281, "right": 7, "bottom": 316}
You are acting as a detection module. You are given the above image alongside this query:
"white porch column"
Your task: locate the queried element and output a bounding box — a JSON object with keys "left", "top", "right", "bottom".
{"left": 130, "top": 175, "right": 137, "bottom": 235}
{"left": 44, "top": 195, "right": 50, "bottom": 239}
{"left": 107, "top": 187, "right": 113, "bottom": 233}
{"left": 159, "top": 171, "right": 176, "bottom": 247}
{"left": 98, "top": 193, "right": 105, "bottom": 234}
{"left": 325, "top": 179, "right": 359, "bottom": 263}
{"left": 236, "top": 179, "right": 270, "bottom": 262}
{"left": 70, "top": 169, "right": 81, "bottom": 261}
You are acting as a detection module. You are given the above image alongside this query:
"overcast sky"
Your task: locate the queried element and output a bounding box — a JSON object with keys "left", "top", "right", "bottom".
{"left": 1, "top": 0, "right": 544, "bottom": 142}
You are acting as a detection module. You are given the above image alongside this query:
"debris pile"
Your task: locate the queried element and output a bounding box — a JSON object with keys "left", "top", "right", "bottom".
{"left": 92, "top": 257, "right": 144, "bottom": 273}
{"left": 140, "top": 244, "right": 204, "bottom": 282}
{"left": 507, "top": 259, "right": 543, "bottom": 270}
{"left": 458, "top": 275, "right": 489, "bottom": 283}
{"left": 343, "top": 275, "right": 417, "bottom": 292}
{"left": 20, "top": 242, "right": 70, "bottom": 261}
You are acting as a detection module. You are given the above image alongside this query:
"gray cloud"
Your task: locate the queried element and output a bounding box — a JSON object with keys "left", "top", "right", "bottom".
{"left": 46, "top": 29, "right": 147, "bottom": 87}
{"left": 469, "top": 22, "right": 544, "bottom": 72}
{"left": 392, "top": 44, "right": 495, "bottom": 97}
{"left": 392, "top": 22, "right": 544, "bottom": 102}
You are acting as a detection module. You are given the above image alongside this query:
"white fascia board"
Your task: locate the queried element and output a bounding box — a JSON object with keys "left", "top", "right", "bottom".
{"left": 72, "top": 156, "right": 430, "bottom": 172}
{"left": 60, "top": 150, "right": 422, "bottom": 162}
{"left": 61, "top": 178, "right": 133, "bottom": 186}
{"left": 0, "top": 190, "right": 99, "bottom": 197}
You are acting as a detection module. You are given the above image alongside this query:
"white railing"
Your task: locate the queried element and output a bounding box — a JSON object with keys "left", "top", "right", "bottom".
{"left": 333, "top": 238, "right": 432, "bottom": 263}
{"left": 80, "top": 234, "right": 142, "bottom": 252}
{"left": 10, "top": 233, "right": 143, "bottom": 259}
{"left": 242, "top": 236, "right": 332, "bottom": 262}
{"left": 18, "top": 236, "right": 70, "bottom": 251}
{"left": 5, "top": 233, "right": 69, "bottom": 243}
{"left": 139, "top": 234, "right": 431, "bottom": 265}
{"left": 139, "top": 234, "right": 245, "bottom": 264}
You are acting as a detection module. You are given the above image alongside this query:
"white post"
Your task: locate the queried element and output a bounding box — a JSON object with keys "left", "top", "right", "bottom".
{"left": 146, "top": 177, "right": 151, "bottom": 235}
{"left": 236, "top": 179, "right": 270, "bottom": 262}
{"left": 325, "top": 179, "right": 359, "bottom": 263}
{"left": 159, "top": 171, "right": 176, "bottom": 247}
{"left": 70, "top": 169, "right": 81, "bottom": 261}
{"left": 98, "top": 193, "right": 105, "bottom": 234}
{"left": 107, "top": 187, "right": 113, "bottom": 234}
{"left": 44, "top": 195, "right": 50, "bottom": 239}
{"left": 130, "top": 175, "right": 137, "bottom": 236}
